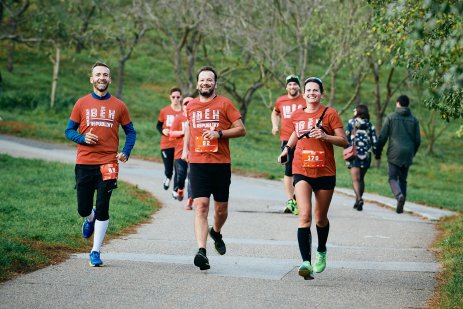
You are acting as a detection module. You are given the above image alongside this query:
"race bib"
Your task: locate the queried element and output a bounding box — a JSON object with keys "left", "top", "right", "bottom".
{"left": 301, "top": 150, "right": 325, "bottom": 168}
{"left": 194, "top": 136, "right": 218, "bottom": 152}
{"left": 100, "top": 163, "right": 119, "bottom": 181}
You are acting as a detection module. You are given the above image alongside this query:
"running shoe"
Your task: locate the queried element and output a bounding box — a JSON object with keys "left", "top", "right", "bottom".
{"left": 89, "top": 251, "right": 104, "bottom": 267}
{"left": 82, "top": 208, "right": 96, "bottom": 238}
{"left": 177, "top": 189, "right": 184, "bottom": 201}
{"left": 298, "top": 261, "right": 314, "bottom": 280}
{"left": 184, "top": 198, "right": 193, "bottom": 210}
{"left": 313, "top": 251, "right": 327, "bottom": 273}
{"left": 285, "top": 199, "right": 299, "bottom": 215}
{"left": 163, "top": 178, "right": 170, "bottom": 190}
{"left": 396, "top": 194, "right": 405, "bottom": 214}
{"left": 194, "top": 249, "right": 210, "bottom": 270}
{"left": 172, "top": 190, "right": 178, "bottom": 200}
{"left": 209, "top": 226, "right": 226, "bottom": 255}
{"left": 357, "top": 199, "right": 364, "bottom": 211}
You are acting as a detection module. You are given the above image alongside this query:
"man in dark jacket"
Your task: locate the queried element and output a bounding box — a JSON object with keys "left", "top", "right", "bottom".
{"left": 376, "top": 95, "right": 421, "bottom": 213}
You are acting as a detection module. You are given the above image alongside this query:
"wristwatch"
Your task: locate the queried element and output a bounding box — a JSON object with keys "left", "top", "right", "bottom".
{"left": 218, "top": 130, "right": 223, "bottom": 138}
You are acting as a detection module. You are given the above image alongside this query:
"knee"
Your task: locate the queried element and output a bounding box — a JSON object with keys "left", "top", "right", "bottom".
{"left": 195, "top": 203, "right": 209, "bottom": 217}
{"left": 315, "top": 217, "right": 328, "bottom": 227}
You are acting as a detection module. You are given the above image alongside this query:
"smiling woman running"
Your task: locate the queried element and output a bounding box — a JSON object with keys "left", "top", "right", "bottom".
{"left": 278, "top": 77, "right": 348, "bottom": 280}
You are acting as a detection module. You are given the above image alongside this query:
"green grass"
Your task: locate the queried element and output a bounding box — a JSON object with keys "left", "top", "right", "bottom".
{"left": 0, "top": 154, "right": 160, "bottom": 282}
{"left": 1, "top": 45, "right": 462, "bottom": 307}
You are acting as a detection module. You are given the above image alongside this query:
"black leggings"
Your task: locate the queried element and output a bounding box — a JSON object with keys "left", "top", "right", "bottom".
{"left": 161, "top": 148, "right": 175, "bottom": 179}
{"left": 75, "top": 164, "right": 117, "bottom": 221}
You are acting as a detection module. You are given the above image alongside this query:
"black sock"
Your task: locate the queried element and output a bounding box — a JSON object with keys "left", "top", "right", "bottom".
{"left": 316, "top": 222, "right": 330, "bottom": 252}
{"left": 297, "top": 227, "right": 312, "bottom": 262}
{"left": 198, "top": 247, "right": 206, "bottom": 255}
{"left": 210, "top": 227, "right": 222, "bottom": 239}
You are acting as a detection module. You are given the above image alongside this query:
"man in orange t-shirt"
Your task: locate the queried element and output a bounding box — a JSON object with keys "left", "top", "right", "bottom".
{"left": 271, "top": 75, "right": 305, "bottom": 214}
{"left": 182, "top": 66, "right": 246, "bottom": 270}
{"left": 169, "top": 96, "right": 193, "bottom": 208}
{"left": 156, "top": 88, "right": 183, "bottom": 191}
{"left": 65, "top": 61, "right": 136, "bottom": 267}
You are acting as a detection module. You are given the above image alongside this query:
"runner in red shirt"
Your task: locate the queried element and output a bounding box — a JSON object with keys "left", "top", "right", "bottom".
{"left": 169, "top": 96, "right": 193, "bottom": 209}
{"left": 65, "top": 61, "right": 136, "bottom": 267}
{"left": 278, "top": 77, "right": 347, "bottom": 280}
{"left": 157, "top": 88, "right": 183, "bottom": 191}
{"left": 182, "top": 66, "right": 246, "bottom": 270}
{"left": 271, "top": 75, "right": 305, "bottom": 214}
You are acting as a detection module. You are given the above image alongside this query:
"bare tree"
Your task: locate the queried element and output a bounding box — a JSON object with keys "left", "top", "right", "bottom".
{"left": 1, "top": 0, "right": 30, "bottom": 72}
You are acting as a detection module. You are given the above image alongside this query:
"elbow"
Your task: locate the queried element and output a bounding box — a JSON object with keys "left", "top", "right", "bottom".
{"left": 241, "top": 127, "right": 247, "bottom": 137}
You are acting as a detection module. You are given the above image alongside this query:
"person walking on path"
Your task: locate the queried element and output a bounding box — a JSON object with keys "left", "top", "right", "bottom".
{"left": 376, "top": 95, "right": 421, "bottom": 214}
{"left": 169, "top": 96, "right": 193, "bottom": 209}
{"left": 156, "top": 88, "right": 183, "bottom": 191}
{"left": 64, "top": 61, "right": 136, "bottom": 267}
{"left": 345, "top": 104, "right": 378, "bottom": 211}
{"left": 278, "top": 77, "right": 347, "bottom": 280}
{"left": 271, "top": 75, "right": 305, "bottom": 215}
{"left": 182, "top": 66, "right": 246, "bottom": 270}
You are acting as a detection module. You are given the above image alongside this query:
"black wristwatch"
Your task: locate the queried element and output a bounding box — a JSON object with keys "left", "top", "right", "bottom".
{"left": 218, "top": 130, "right": 223, "bottom": 138}
{"left": 285, "top": 145, "right": 291, "bottom": 150}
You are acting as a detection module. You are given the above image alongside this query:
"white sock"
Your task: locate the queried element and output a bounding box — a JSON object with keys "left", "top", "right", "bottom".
{"left": 86, "top": 211, "right": 95, "bottom": 223}
{"left": 92, "top": 219, "right": 109, "bottom": 252}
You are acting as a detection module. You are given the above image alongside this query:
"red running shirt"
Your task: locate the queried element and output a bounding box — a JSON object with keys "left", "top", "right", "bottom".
{"left": 186, "top": 96, "right": 242, "bottom": 164}
{"left": 158, "top": 105, "right": 183, "bottom": 149}
{"left": 291, "top": 106, "right": 344, "bottom": 177}
{"left": 170, "top": 113, "right": 188, "bottom": 160}
{"left": 273, "top": 94, "right": 305, "bottom": 141}
{"left": 69, "top": 94, "right": 132, "bottom": 165}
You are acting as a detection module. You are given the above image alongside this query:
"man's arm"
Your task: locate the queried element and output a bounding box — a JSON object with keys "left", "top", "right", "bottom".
{"left": 376, "top": 116, "right": 390, "bottom": 159}
{"left": 414, "top": 119, "right": 421, "bottom": 155}
{"left": 119, "top": 122, "right": 136, "bottom": 161}
{"left": 64, "top": 120, "right": 86, "bottom": 144}
{"left": 271, "top": 109, "right": 280, "bottom": 135}
{"left": 181, "top": 123, "right": 190, "bottom": 161}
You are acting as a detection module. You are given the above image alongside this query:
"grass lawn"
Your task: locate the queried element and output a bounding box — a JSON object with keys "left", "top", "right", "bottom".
{"left": 0, "top": 154, "right": 160, "bottom": 282}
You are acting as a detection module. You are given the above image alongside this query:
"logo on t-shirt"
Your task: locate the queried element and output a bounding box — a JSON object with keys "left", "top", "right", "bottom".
{"left": 86, "top": 106, "right": 115, "bottom": 128}
{"left": 282, "top": 104, "right": 303, "bottom": 119}
{"left": 192, "top": 109, "right": 220, "bottom": 129}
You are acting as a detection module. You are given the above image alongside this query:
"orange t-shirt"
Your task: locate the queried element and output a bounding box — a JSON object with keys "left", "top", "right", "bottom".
{"left": 291, "top": 106, "right": 344, "bottom": 177}
{"left": 170, "top": 113, "right": 188, "bottom": 160}
{"left": 70, "top": 94, "right": 132, "bottom": 165}
{"left": 273, "top": 94, "right": 305, "bottom": 141}
{"left": 158, "top": 105, "right": 183, "bottom": 149}
{"left": 186, "top": 96, "right": 242, "bottom": 164}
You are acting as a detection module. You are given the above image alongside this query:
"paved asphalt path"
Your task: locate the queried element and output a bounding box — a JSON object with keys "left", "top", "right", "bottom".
{"left": 0, "top": 134, "right": 454, "bottom": 309}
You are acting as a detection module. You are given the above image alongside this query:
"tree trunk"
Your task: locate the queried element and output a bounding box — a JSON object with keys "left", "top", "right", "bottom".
{"left": 117, "top": 59, "right": 125, "bottom": 99}
{"left": 371, "top": 62, "right": 382, "bottom": 132}
{"left": 328, "top": 70, "right": 337, "bottom": 107}
{"left": 7, "top": 41, "right": 15, "bottom": 72}
{"left": 50, "top": 47, "right": 60, "bottom": 109}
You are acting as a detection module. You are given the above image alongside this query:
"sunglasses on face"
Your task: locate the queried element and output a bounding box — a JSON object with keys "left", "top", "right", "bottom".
{"left": 305, "top": 77, "right": 323, "bottom": 84}
{"left": 171, "top": 96, "right": 181, "bottom": 99}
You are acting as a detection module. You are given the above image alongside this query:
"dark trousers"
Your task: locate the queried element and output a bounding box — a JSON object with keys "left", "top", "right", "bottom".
{"left": 75, "top": 164, "right": 117, "bottom": 221}
{"left": 388, "top": 162, "right": 409, "bottom": 199}
{"left": 161, "top": 148, "right": 175, "bottom": 179}
{"left": 173, "top": 159, "right": 188, "bottom": 191}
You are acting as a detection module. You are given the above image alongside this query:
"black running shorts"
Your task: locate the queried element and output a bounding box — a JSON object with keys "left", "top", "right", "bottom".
{"left": 293, "top": 174, "right": 336, "bottom": 191}
{"left": 189, "top": 163, "right": 231, "bottom": 202}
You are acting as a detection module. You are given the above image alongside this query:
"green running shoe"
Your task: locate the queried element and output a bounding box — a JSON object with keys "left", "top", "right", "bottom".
{"left": 298, "top": 261, "right": 314, "bottom": 280}
{"left": 313, "top": 251, "right": 327, "bottom": 273}
{"left": 285, "top": 199, "right": 299, "bottom": 215}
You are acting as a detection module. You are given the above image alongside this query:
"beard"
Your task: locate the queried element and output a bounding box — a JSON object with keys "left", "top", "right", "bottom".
{"left": 289, "top": 89, "right": 299, "bottom": 97}
{"left": 199, "top": 87, "right": 215, "bottom": 98}
{"left": 94, "top": 81, "right": 109, "bottom": 92}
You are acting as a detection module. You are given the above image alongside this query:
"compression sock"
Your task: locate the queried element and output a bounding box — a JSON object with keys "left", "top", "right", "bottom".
{"left": 316, "top": 222, "right": 330, "bottom": 252}
{"left": 92, "top": 219, "right": 109, "bottom": 252}
{"left": 297, "top": 227, "right": 312, "bottom": 262}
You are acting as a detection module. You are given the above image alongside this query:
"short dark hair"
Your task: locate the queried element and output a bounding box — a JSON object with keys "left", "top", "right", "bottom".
{"left": 169, "top": 87, "right": 182, "bottom": 95}
{"left": 397, "top": 95, "right": 410, "bottom": 107}
{"left": 91, "top": 61, "right": 110, "bottom": 76}
{"left": 354, "top": 104, "right": 370, "bottom": 119}
{"left": 196, "top": 66, "right": 218, "bottom": 82}
{"left": 304, "top": 77, "right": 324, "bottom": 94}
